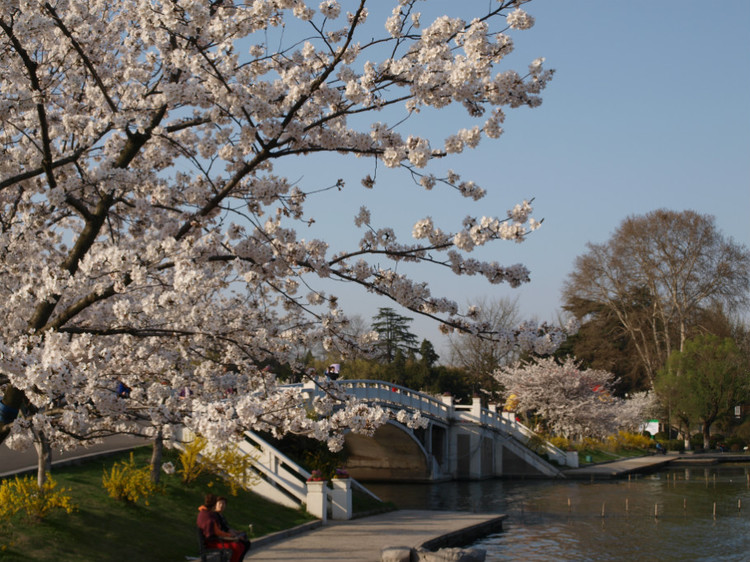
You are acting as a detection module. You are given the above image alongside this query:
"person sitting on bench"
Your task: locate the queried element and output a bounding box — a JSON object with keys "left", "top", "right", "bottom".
{"left": 197, "top": 493, "right": 248, "bottom": 562}
{"left": 215, "top": 496, "right": 251, "bottom": 554}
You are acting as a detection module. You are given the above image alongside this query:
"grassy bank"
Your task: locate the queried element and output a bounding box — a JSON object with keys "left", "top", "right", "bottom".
{"left": 577, "top": 447, "right": 649, "bottom": 464}
{"left": 0, "top": 446, "right": 316, "bottom": 561}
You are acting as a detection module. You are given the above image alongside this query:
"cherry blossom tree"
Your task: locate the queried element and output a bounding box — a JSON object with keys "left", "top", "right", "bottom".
{"left": 0, "top": 0, "right": 568, "bottom": 472}
{"left": 495, "top": 357, "right": 651, "bottom": 439}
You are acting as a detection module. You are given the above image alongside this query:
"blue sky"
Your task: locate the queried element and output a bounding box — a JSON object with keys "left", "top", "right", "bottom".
{"left": 290, "top": 1, "right": 750, "bottom": 358}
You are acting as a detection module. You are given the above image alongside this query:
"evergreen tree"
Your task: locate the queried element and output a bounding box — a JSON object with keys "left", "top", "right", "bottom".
{"left": 371, "top": 308, "right": 419, "bottom": 363}
{"left": 419, "top": 339, "right": 440, "bottom": 368}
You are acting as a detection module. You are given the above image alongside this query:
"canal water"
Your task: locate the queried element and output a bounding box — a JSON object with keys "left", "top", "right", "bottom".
{"left": 365, "top": 463, "right": 750, "bottom": 561}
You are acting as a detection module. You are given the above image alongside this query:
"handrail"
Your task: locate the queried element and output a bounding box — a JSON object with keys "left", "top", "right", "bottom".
{"left": 242, "top": 431, "right": 309, "bottom": 503}
{"left": 286, "top": 379, "right": 568, "bottom": 467}
{"left": 242, "top": 430, "right": 381, "bottom": 504}
{"left": 336, "top": 380, "right": 451, "bottom": 421}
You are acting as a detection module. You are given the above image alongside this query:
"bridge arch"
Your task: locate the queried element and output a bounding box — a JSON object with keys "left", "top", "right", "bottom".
{"left": 296, "top": 379, "right": 567, "bottom": 480}
{"left": 344, "top": 420, "right": 433, "bottom": 481}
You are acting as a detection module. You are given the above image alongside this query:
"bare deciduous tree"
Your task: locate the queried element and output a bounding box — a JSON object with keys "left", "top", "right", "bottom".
{"left": 563, "top": 209, "right": 750, "bottom": 385}
{"left": 447, "top": 296, "right": 521, "bottom": 394}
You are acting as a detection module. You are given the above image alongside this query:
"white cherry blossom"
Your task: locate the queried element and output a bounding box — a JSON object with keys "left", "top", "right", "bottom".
{"left": 0, "top": 0, "right": 565, "bottom": 456}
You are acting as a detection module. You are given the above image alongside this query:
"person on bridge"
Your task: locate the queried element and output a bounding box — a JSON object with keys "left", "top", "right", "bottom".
{"left": 197, "top": 493, "right": 248, "bottom": 562}
{"left": 326, "top": 364, "right": 340, "bottom": 380}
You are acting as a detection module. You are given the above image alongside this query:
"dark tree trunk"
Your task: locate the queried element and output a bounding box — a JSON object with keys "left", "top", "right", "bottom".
{"left": 34, "top": 429, "right": 52, "bottom": 488}
{"left": 702, "top": 421, "right": 712, "bottom": 450}
{"left": 150, "top": 429, "right": 163, "bottom": 484}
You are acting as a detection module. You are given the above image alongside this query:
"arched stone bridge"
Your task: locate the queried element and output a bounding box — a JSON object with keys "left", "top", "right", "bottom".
{"left": 300, "top": 379, "right": 576, "bottom": 481}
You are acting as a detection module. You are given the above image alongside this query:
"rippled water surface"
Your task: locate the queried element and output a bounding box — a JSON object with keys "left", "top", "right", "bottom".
{"left": 365, "top": 463, "right": 750, "bottom": 561}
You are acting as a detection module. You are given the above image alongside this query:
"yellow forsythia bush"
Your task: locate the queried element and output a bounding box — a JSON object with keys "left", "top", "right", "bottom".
{"left": 573, "top": 436, "right": 603, "bottom": 452}
{"left": 209, "top": 442, "right": 259, "bottom": 496}
{"left": 548, "top": 436, "right": 571, "bottom": 450}
{"left": 606, "top": 430, "right": 652, "bottom": 450}
{"left": 102, "top": 452, "right": 162, "bottom": 504}
{"left": 0, "top": 473, "right": 76, "bottom": 521}
{"left": 178, "top": 435, "right": 208, "bottom": 485}
{"left": 179, "top": 435, "right": 259, "bottom": 495}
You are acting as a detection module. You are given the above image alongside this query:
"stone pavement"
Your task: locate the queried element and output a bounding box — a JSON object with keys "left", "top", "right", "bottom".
{"left": 245, "top": 510, "right": 505, "bottom": 561}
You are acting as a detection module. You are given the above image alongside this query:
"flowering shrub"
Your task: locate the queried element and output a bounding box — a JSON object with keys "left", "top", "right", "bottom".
{"left": 102, "top": 452, "right": 163, "bottom": 504}
{"left": 548, "top": 436, "right": 571, "bottom": 451}
{"left": 306, "top": 470, "right": 325, "bottom": 482}
{"left": 605, "top": 431, "right": 652, "bottom": 451}
{"left": 178, "top": 436, "right": 208, "bottom": 486}
{"left": 576, "top": 437, "right": 603, "bottom": 451}
{"left": 0, "top": 473, "right": 76, "bottom": 521}
{"left": 178, "top": 435, "right": 259, "bottom": 495}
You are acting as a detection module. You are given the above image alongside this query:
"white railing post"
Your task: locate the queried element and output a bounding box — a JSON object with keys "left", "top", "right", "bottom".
{"left": 471, "top": 394, "right": 482, "bottom": 420}
{"left": 330, "top": 478, "right": 352, "bottom": 520}
{"left": 565, "top": 450, "right": 579, "bottom": 468}
{"left": 441, "top": 392, "right": 454, "bottom": 414}
{"left": 306, "top": 480, "right": 328, "bottom": 522}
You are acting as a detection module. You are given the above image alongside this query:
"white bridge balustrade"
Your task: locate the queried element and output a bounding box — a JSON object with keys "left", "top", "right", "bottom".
{"left": 334, "top": 380, "right": 453, "bottom": 422}
{"left": 296, "top": 379, "right": 570, "bottom": 480}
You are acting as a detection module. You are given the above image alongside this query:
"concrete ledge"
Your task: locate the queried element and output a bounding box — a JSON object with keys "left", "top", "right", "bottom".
{"left": 250, "top": 520, "right": 323, "bottom": 550}
{"left": 415, "top": 546, "right": 487, "bottom": 561}
{"left": 419, "top": 515, "right": 505, "bottom": 551}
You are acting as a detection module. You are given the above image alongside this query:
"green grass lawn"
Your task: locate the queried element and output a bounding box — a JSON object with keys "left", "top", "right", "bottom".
{"left": 577, "top": 447, "right": 650, "bottom": 464}
{"left": 0, "top": 446, "right": 316, "bottom": 561}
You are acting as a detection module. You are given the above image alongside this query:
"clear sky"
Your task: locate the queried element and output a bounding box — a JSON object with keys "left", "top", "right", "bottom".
{"left": 288, "top": 1, "right": 750, "bottom": 358}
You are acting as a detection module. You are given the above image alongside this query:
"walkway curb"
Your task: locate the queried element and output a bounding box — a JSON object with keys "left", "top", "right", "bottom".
{"left": 419, "top": 515, "right": 506, "bottom": 551}
{"left": 245, "top": 510, "right": 505, "bottom": 561}
{"left": 251, "top": 520, "right": 323, "bottom": 550}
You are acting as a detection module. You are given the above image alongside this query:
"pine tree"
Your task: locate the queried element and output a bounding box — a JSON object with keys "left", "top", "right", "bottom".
{"left": 371, "top": 308, "right": 419, "bottom": 363}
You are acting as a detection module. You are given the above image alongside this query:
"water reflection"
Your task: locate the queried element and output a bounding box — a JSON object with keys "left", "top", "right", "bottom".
{"left": 365, "top": 463, "right": 750, "bottom": 561}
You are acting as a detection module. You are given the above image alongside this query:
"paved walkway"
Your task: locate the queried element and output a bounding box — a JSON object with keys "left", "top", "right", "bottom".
{"left": 0, "top": 434, "right": 148, "bottom": 478}
{"left": 562, "top": 454, "right": 674, "bottom": 479}
{"left": 245, "top": 510, "right": 504, "bottom": 561}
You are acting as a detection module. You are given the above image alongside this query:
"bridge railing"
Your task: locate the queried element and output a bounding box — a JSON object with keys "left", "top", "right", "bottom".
{"left": 454, "top": 400, "right": 567, "bottom": 465}
{"left": 318, "top": 379, "right": 453, "bottom": 422}
{"left": 297, "top": 379, "right": 570, "bottom": 466}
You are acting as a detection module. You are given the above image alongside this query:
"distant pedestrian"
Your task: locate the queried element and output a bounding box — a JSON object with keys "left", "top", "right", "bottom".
{"left": 326, "top": 364, "right": 340, "bottom": 381}
{"left": 116, "top": 380, "right": 131, "bottom": 398}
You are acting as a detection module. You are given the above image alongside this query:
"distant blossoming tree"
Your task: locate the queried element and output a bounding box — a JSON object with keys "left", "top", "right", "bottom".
{"left": 495, "top": 357, "right": 652, "bottom": 439}
{"left": 0, "top": 0, "right": 567, "bottom": 473}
